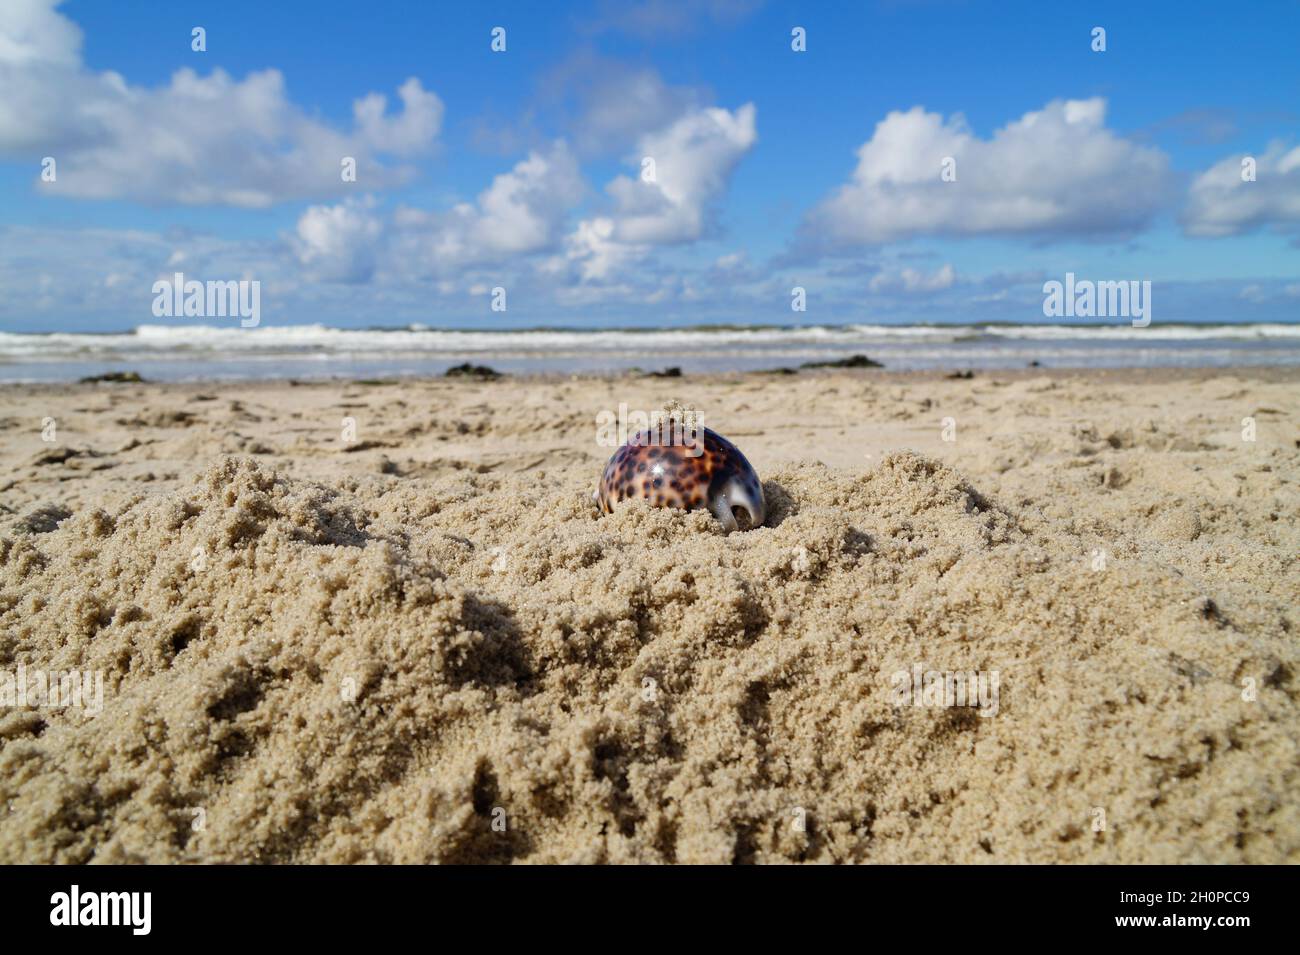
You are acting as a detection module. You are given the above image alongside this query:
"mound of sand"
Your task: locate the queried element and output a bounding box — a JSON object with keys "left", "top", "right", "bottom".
{"left": 2, "top": 444, "right": 1295, "bottom": 863}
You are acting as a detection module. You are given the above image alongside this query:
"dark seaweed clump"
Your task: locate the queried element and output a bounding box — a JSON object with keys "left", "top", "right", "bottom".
{"left": 799, "top": 354, "right": 882, "bottom": 370}
{"left": 444, "top": 363, "right": 503, "bottom": 380}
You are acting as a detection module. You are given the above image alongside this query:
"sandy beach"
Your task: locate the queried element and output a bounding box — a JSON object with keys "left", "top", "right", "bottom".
{"left": 0, "top": 366, "right": 1296, "bottom": 863}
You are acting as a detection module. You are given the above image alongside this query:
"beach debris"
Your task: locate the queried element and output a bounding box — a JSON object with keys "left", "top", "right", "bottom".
{"left": 78, "top": 371, "right": 145, "bottom": 383}
{"left": 595, "top": 405, "right": 766, "bottom": 532}
{"left": 444, "top": 363, "right": 502, "bottom": 380}
{"left": 800, "top": 354, "right": 882, "bottom": 369}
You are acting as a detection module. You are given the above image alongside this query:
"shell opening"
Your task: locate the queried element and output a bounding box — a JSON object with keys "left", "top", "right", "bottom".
{"left": 732, "top": 505, "right": 754, "bottom": 532}
{"left": 709, "top": 482, "right": 764, "bottom": 533}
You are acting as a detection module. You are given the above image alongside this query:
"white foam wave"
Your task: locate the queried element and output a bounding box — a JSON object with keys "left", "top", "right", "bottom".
{"left": 0, "top": 322, "right": 1296, "bottom": 362}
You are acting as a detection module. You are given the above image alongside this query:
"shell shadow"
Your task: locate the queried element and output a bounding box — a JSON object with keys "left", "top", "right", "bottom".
{"left": 759, "top": 480, "right": 797, "bottom": 528}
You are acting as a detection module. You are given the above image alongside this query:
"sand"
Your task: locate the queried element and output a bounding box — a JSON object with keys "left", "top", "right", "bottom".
{"left": 0, "top": 366, "right": 1296, "bottom": 864}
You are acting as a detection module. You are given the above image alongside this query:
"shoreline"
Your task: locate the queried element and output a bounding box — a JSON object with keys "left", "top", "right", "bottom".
{"left": 5, "top": 362, "right": 1300, "bottom": 388}
{"left": 3, "top": 323, "right": 1298, "bottom": 385}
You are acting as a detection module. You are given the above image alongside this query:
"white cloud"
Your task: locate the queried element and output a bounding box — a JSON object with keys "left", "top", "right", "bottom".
{"left": 557, "top": 217, "right": 643, "bottom": 283}
{"left": 0, "top": 0, "right": 79, "bottom": 68}
{"left": 390, "top": 143, "right": 585, "bottom": 276}
{"left": 804, "top": 98, "right": 1170, "bottom": 246}
{"left": 351, "top": 78, "right": 444, "bottom": 158}
{"left": 292, "top": 198, "right": 384, "bottom": 283}
{"left": 291, "top": 100, "right": 756, "bottom": 289}
{"left": 4, "top": 0, "right": 442, "bottom": 206}
{"left": 869, "top": 263, "right": 957, "bottom": 294}
{"left": 561, "top": 103, "right": 757, "bottom": 282}
{"left": 1182, "top": 142, "right": 1300, "bottom": 237}
{"left": 609, "top": 103, "right": 757, "bottom": 244}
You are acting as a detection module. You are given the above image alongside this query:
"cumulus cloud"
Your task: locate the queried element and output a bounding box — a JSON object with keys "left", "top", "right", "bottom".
{"left": 555, "top": 218, "right": 640, "bottom": 283}
{"left": 291, "top": 198, "right": 384, "bottom": 283}
{"left": 803, "top": 98, "right": 1171, "bottom": 247}
{"left": 1182, "top": 142, "right": 1300, "bottom": 237}
{"left": 0, "top": 0, "right": 80, "bottom": 69}
{"left": 390, "top": 143, "right": 585, "bottom": 276}
{"left": 562, "top": 103, "right": 757, "bottom": 281}
{"left": 612, "top": 103, "right": 756, "bottom": 243}
{"left": 4, "top": 0, "right": 442, "bottom": 206}
{"left": 291, "top": 99, "right": 757, "bottom": 288}
{"left": 351, "top": 79, "right": 445, "bottom": 158}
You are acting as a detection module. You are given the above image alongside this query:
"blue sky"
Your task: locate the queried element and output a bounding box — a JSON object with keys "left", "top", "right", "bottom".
{"left": 1, "top": 0, "right": 1298, "bottom": 331}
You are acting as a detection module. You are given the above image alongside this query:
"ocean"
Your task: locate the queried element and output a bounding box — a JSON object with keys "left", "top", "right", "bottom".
{"left": 2, "top": 322, "right": 1299, "bottom": 382}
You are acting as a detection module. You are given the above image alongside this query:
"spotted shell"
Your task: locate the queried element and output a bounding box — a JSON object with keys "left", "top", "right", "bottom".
{"left": 595, "top": 426, "right": 766, "bottom": 532}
